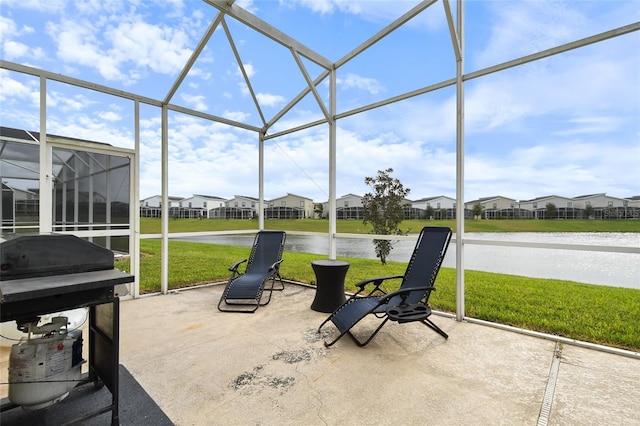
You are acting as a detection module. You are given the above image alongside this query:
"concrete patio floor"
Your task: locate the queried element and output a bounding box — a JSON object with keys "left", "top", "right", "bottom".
{"left": 115, "top": 283, "right": 638, "bottom": 426}
{"left": 2, "top": 282, "right": 639, "bottom": 425}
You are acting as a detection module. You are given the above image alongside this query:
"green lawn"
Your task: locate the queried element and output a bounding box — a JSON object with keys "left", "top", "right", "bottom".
{"left": 117, "top": 238, "right": 640, "bottom": 352}
{"left": 140, "top": 217, "right": 640, "bottom": 234}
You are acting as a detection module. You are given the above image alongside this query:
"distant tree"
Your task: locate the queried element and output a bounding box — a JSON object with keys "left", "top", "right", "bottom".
{"left": 314, "top": 203, "right": 324, "bottom": 219}
{"left": 472, "top": 203, "right": 483, "bottom": 219}
{"left": 425, "top": 205, "right": 435, "bottom": 220}
{"left": 585, "top": 204, "right": 594, "bottom": 219}
{"left": 362, "top": 168, "right": 410, "bottom": 265}
{"left": 545, "top": 203, "right": 558, "bottom": 219}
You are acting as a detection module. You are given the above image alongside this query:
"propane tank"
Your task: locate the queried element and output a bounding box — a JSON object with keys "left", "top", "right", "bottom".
{"left": 8, "top": 316, "right": 84, "bottom": 410}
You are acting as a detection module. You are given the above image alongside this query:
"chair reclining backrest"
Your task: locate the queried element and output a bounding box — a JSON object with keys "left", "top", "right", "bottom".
{"left": 397, "top": 226, "right": 452, "bottom": 305}
{"left": 245, "top": 231, "right": 286, "bottom": 274}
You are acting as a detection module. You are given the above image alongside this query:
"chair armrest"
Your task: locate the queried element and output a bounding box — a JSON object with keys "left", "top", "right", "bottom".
{"left": 268, "top": 259, "right": 284, "bottom": 274}
{"left": 228, "top": 258, "right": 248, "bottom": 273}
{"left": 378, "top": 285, "right": 436, "bottom": 305}
{"left": 353, "top": 274, "right": 403, "bottom": 297}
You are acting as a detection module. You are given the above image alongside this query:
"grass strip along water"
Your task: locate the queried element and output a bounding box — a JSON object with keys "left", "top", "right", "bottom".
{"left": 140, "top": 218, "right": 640, "bottom": 234}
{"left": 118, "top": 238, "right": 640, "bottom": 352}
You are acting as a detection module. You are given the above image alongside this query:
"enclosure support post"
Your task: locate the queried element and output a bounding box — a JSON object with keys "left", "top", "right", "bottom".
{"left": 258, "top": 132, "right": 265, "bottom": 230}
{"left": 161, "top": 105, "right": 169, "bottom": 295}
{"left": 38, "top": 75, "right": 52, "bottom": 233}
{"left": 328, "top": 67, "right": 337, "bottom": 259}
{"left": 454, "top": 0, "right": 465, "bottom": 321}
{"left": 132, "top": 101, "right": 141, "bottom": 298}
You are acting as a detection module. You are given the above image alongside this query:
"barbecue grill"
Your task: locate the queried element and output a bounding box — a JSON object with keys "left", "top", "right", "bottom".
{"left": 0, "top": 233, "right": 134, "bottom": 425}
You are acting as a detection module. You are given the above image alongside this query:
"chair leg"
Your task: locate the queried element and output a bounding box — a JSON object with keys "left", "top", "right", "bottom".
{"left": 258, "top": 290, "right": 272, "bottom": 306}
{"left": 349, "top": 317, "right": 389, "bottom": 346}
{"left": 323, "top": 330, "right": 348, "bottom": 347}
{"left": 421, "top": 317, "right": 448, "bottom": 339}
{"left": 267, "top": 275, "right": 285, "bottom": 292}
{"left": 217, "top": 298, "right": 260, "bottom": 313}
{"left": 320, "top": 317, "right": 390, "bottom": 347}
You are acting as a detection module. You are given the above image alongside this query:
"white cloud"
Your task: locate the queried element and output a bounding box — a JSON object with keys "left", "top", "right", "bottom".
{"left": 256, "top": 93, "right": 286, "bottom": 107}
{"left": 234, "top": 0, "right": 258, "bottom": 14}
{"left": 473, "top": 1, "right": 587, "bottom": 69}
{"left": 180, "top": 94, "right": 209, "bottom": 111}
{"left": 555, "top": 116, "right": 622, "bottom": 136}
{"left": 0, "top": 16, "right": 41, "bottom": 60}
{"left": 223, "top": 110, "right": 252, "bottom": 122}
{"left": 465, "top": 77, "right": 530, "bottom": 133}
{"left": 98, "top": 111, "right": 122, "bottom": 122}
{"left": 46, "top": 20, "right": 125, "bottom": 81}
{"left": 2, "top": 40, "right": 29, "bottom": 59}
{"left": 286, "top": 0, "right": 443, "bottom": 31}
{"left": 337, "top": 73, "right": 385, "bottom": 95}
{"left": 105, "top": 17, "right": 193, "bottom": 76}
{"left": 0, "top": 0, "right": 67, "bottom": 13}
{"left": 0, "top": 70, "right": 39, "bottom": 105}
{"left": 464, "top": 140, "right": 639, "bottom": 201}
{"left": 46, "top": 91, "right": 96, "bottom": 112}
{"left": 46, "top": 117, "right": 133, "bottom": 149}
{"left": 240, "top": 63, "right": 256, "bottom": 78}
{"left": 188, "top": 67, "right": 212, "bottom": 81}
{"left": 41, "top": 11, "right": 196, "bottom": 84}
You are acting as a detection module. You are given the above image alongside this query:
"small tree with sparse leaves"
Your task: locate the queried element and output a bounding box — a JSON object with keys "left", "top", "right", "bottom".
{"left": 472, "top": 203, "right": 483, "bottom": 219}
{"left": 425, "top": 205, "right": 435, "bottom": 220}
{"left": 361, "top": 168, "right": 410, "bottom": 265}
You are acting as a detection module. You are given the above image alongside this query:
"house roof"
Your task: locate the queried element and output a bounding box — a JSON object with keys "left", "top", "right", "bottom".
{"left": 191, "top": 194, "right": 227, "bottom": 200}
{"left": 270, "top": 193, "right": 313, "bottom": 201}
{"left": 573, "top": 193, "right": 606, "bottom": 199}
{"left": 231, "top": 194, "right": 259, "bottom": 201}
{"left": 414, "top": 195, "right": 454, "bottom": 202}
{"left": 519, "top": 195, "right": 572, "bottom": 202}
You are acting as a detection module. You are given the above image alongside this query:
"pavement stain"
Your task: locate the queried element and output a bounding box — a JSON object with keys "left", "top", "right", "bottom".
{"left": 272, "top": 349, "right": 312, "bottom": 363}
{"left": 183, "top": 323, "right": 203, "bottom": 331}
{"left": 231, "top": 364, "right": 296, "bottom": 394}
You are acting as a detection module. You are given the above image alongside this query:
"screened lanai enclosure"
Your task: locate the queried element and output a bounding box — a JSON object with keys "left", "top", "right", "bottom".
{"left": 0, "top": 127, "right": 133, "bottom": 237}
{"left": 1, "top": 1, "right": 639, "bottom": 341}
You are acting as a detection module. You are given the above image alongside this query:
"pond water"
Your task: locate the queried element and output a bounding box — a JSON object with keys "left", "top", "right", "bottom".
{"left": 176, "top": 232, "right": 639, "bottom": 290}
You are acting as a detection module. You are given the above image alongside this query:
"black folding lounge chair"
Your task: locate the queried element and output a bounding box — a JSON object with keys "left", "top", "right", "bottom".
{"left": 218, "top": 231, "right": 286, "bottom": 313}
{"left": 318, "top": 226, "right": 452, "bottom": 347}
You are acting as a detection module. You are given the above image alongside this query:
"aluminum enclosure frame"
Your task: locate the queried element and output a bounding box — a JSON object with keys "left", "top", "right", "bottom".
{"left": 1, "top": 1, "right": 638, "bottom": 319}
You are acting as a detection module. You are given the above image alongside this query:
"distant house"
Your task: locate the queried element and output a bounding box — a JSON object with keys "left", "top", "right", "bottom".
{"left": 136, "top": 191, "right": 640, "bottom": 221}
{"left": 626, "top": 196, "right": 640, "bottom": 208}
{"left": 573, "top": 193, "right": 637, "bottom": 219}
{"left": 412, "top": 196, "right": 456, "bottom": 219}
{"left": 140, "top": 195, "right": 183, "bottom": 208}
{"left": 330, "top": 194, "right": 364, "bottom": 219}
{"left": 266, "top": 193, "right": 314, "bottom": 219}
{"left": 625, "top": 196, "right": 640, "bottom": 219}
{"left": 465, "top": 196, "right": 518, "bottom": 219}
{"left": 140, "top": 195, "right": 184, "bottom": 218}
{"left": 179, "top": 194, "right": 226, "bottom": 218}
{"left": 518, "top": 195, "right": 576, "bottom": 219}
{"left": 320, "top": 194, "right": 363, "bottom": 219}
{"left": 212, "top": 195, "right": 260, "bottom": 219}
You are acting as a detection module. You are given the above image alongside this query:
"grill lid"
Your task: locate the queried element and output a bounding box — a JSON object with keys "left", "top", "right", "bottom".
{"left": 1, "top": 234, "right": 115, "bottom": 281}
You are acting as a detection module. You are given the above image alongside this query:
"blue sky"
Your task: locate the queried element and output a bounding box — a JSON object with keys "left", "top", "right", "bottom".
{"left": 1, "top": 0, "right": 639, "bottom": 202}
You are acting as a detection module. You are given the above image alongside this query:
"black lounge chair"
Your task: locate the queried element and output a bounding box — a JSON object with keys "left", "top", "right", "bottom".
{"left": 217, "top": 231, "right": 286, "bottom": 313}
{"left": 318, "top": 226, "right": 452, "bottom": 347}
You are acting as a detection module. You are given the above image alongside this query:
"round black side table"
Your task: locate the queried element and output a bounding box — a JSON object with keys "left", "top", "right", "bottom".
{"left": 310, "top": 259, "right": 350, "bottom": 313}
